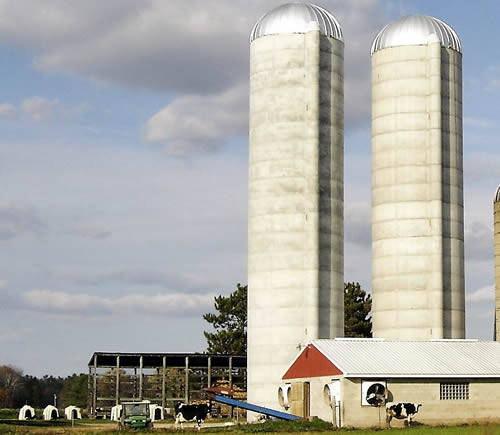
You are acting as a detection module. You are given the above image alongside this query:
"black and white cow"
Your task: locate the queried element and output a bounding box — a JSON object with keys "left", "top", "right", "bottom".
{"left": 385, "top": 402, "right": 422, "bottom": 427}
{"left": 174, "top": 403, "right": 210, "bottom": 430}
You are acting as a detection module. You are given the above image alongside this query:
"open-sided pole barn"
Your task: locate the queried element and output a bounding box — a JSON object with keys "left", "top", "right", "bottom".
{"left": 87, "top": 352, "right": 246, "bottom": 418}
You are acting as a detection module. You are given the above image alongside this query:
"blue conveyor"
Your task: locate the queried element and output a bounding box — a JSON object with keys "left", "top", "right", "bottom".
{"left": 212, "top": 394, "right": 301, "bottom": 421}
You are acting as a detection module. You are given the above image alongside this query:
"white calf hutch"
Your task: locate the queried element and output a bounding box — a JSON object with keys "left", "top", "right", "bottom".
{"left": 110, "top": 404, "right": 122, "bottom": 421}
{"left": 42, "top": 405, "right": 59, "bottom": 420}
{"left": 64, "top": 406, "right": 82, "bottom": 420}
{"left": 279, "top": 339, "right": 500, "bottom": 428}
{"left": 18, "top": 405, "right": 35, "bottom": 420}
{"left": 149, "top": 403, "right": 164, "bottom": 421}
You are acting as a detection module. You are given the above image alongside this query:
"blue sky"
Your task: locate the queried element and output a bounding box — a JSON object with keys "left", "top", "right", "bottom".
{"left": 0, "top": 0, "right": 498, "bottom": 376}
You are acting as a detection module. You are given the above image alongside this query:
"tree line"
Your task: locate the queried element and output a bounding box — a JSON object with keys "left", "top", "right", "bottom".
{"left": 0, "top": 366, "right": 87, "bottom": 409}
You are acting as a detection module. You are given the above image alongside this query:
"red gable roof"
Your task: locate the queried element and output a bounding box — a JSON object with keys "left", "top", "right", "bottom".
{"left": 282, "top": 343, "right": 343, "bottom": 380}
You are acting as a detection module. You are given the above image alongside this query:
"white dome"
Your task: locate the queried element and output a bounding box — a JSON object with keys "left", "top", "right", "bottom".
{"left": 250, "top": 3, "right": 343, "bottom": 43}
{"left": 371, "top": 15, "right": 461, "bottom": 55}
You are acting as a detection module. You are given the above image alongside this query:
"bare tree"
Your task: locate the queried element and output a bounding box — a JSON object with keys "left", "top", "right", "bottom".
{"left": 0, "top": 365, "right": 23, "bottom": 408}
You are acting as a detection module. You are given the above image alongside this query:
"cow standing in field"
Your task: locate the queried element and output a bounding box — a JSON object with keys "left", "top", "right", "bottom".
{"left": 385, "top": 402, "right": 422, "bottom": 427}
{"left": 174, "top": 403, "right": 210, "bottom": 430}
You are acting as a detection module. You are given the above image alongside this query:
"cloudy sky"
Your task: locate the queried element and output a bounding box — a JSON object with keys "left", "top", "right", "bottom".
{"left": 0, "top": 0, "right": 499, "bottom": 376}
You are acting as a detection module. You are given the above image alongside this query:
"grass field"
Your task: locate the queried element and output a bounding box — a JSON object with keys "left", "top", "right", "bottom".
{"left": 0, "top": 419, "right": 499, "bottom": 434}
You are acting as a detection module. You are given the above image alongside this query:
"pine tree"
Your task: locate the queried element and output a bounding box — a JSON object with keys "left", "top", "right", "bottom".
{"left": 203, "top": 284, "right": 247, "bottom": 354}
{"left": 344, "top": 282, "right": 372, "bottom": 337}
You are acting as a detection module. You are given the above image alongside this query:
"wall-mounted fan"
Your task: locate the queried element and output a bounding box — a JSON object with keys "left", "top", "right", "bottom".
{"left": 323, "top": 381, "right": 341, "bottom": 406}
{"left": 361, "top": 380, "right": 387, "bottom": 406}
{"left": 278, "top": 384, "right": 292, "bottom": 410}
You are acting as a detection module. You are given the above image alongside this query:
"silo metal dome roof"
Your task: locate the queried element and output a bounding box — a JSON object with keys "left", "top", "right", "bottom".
{"left": 371, "top": 15, "right": 461, "bottom": 55}
{"left": 250, "top": 3, "right": 343, "bottom": 43}
{"left": 495, "top": 185, "right": 500, "bottom": 202}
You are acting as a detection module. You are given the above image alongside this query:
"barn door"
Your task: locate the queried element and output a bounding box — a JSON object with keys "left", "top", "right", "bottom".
{"left": 289, "top": 382, "right": 311, "bottom": 417}
{"left": 303, "top": 382, "right": 310, "bottom": 419}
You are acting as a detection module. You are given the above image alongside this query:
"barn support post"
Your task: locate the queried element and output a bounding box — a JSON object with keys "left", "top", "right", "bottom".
{"left": 139, "top": 355, "right": 143, "bottom": 401}
{"left": 134, "top": 368, "right": 137, "bottom": 399}
{"left": 87, "top": 365, "right": 92, "bottom": 417}
{"left": 92, "top": 354, "right": 97, "bottom": 417}
{"left": 229, "top": 356, "right": 233, "bottom": 418}
{"left": 185, "top": 356, "right": 189, "bottom": 403}
{"left": 207, "top": 357, "right": 212, "bottom": 388}
{"left": 162, "top": 356, "right": 166, "bottom": 410}
{"left": 115, "top": 356, "right": 120, "bottom": 405}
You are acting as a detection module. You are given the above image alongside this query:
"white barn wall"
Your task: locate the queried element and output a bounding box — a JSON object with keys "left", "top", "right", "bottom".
{"left": 282, "top": 375, "right": 500, "bottom": 428}
{"left": 342, "top": 378, "right": 500, "bottom": 428}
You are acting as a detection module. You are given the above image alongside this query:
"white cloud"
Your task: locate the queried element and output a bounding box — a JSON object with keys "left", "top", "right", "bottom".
{"left": 0, "top": 98, "right": 88, "bottom": 123}
{"left": 466, "top": 285, "right": 494, "bottom": 303}
{"left": 0, "top": 0, "right": 256, "bottom": 94}
{"left": 0, "top": 103, "right": 14, "bottom": 118}
{"left": 0, "top": 280, "right": 5, "bottom": 289}
{"left": 22, "top": 289, "right": 214, "bottom": 316}
{"left": 0, "top": 1, "right": 386, "bottom": 153}
{"left": 70, "top": 224, "right": 112, "bottom": 240}
{"left": 76, "top": 269, "right": 210, "bottom": 293}
{"left": 0, "top": 202, "right": 46, "bottom": 240}
{"left": 486, "top": 65, "right": 500, "bottom": 91}
{"left": 345, "top": 202, "right": 371, "bottom": 247}
{"left": 464, "top": 152, "right": 500, "bottom": 186}
{"left": 145, "top": 84, "right": 247, "bottom": 155}
{"left": 465, "top": 220, "right": 493, "bottom": 262}
{"left": 0, "top": 331, "right": 21, "bottom": 344}
{"left": 464, "top": 117, "right": 494, "bottom": 129}
{"left": 64, "top": 103, "right": 90, "bottom": 118}
{"left": 141, "top": 0, "right": 386, "bottom": 154}
{"left": 21, "top": 96, "right": 59, "bottom": 122}
{"left": 0, "top": 141, "right": 248, "bottom": 294}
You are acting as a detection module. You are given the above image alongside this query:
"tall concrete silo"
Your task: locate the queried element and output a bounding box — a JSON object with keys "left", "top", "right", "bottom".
{"left": 371, "top": 15, "right": 465, "bottom": 340}
{"left": 248, "top": 3, "right": 344, "bottom": 411}
{"left": 494, "top": 186, "right": 500, "bottom": 341}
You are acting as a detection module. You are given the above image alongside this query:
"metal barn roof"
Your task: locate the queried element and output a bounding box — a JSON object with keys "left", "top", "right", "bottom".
{"left": 88, "top": 352, "right": 246, "bottom": 369}
{"left": 312, "top": 339, "right": 500, "bottom": 378}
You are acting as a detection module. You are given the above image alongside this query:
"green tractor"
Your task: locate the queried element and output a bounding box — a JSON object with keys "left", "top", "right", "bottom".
{"left": 119, "top": 401, "right": 153, "bottom": 430}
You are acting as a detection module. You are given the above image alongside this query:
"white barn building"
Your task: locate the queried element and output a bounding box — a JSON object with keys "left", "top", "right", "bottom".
{"left": 279, "top": 339, "right": 500, "bottom": 428}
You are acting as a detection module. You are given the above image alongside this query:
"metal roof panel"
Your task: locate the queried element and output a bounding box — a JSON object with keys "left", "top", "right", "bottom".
{"left": 311, "top": 339, "right": 500, "bottom": 378}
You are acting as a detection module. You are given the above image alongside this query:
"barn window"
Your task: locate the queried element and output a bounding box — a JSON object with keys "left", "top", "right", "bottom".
{"left": 440, "top": 382, "right": 469, "bottom": 400}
